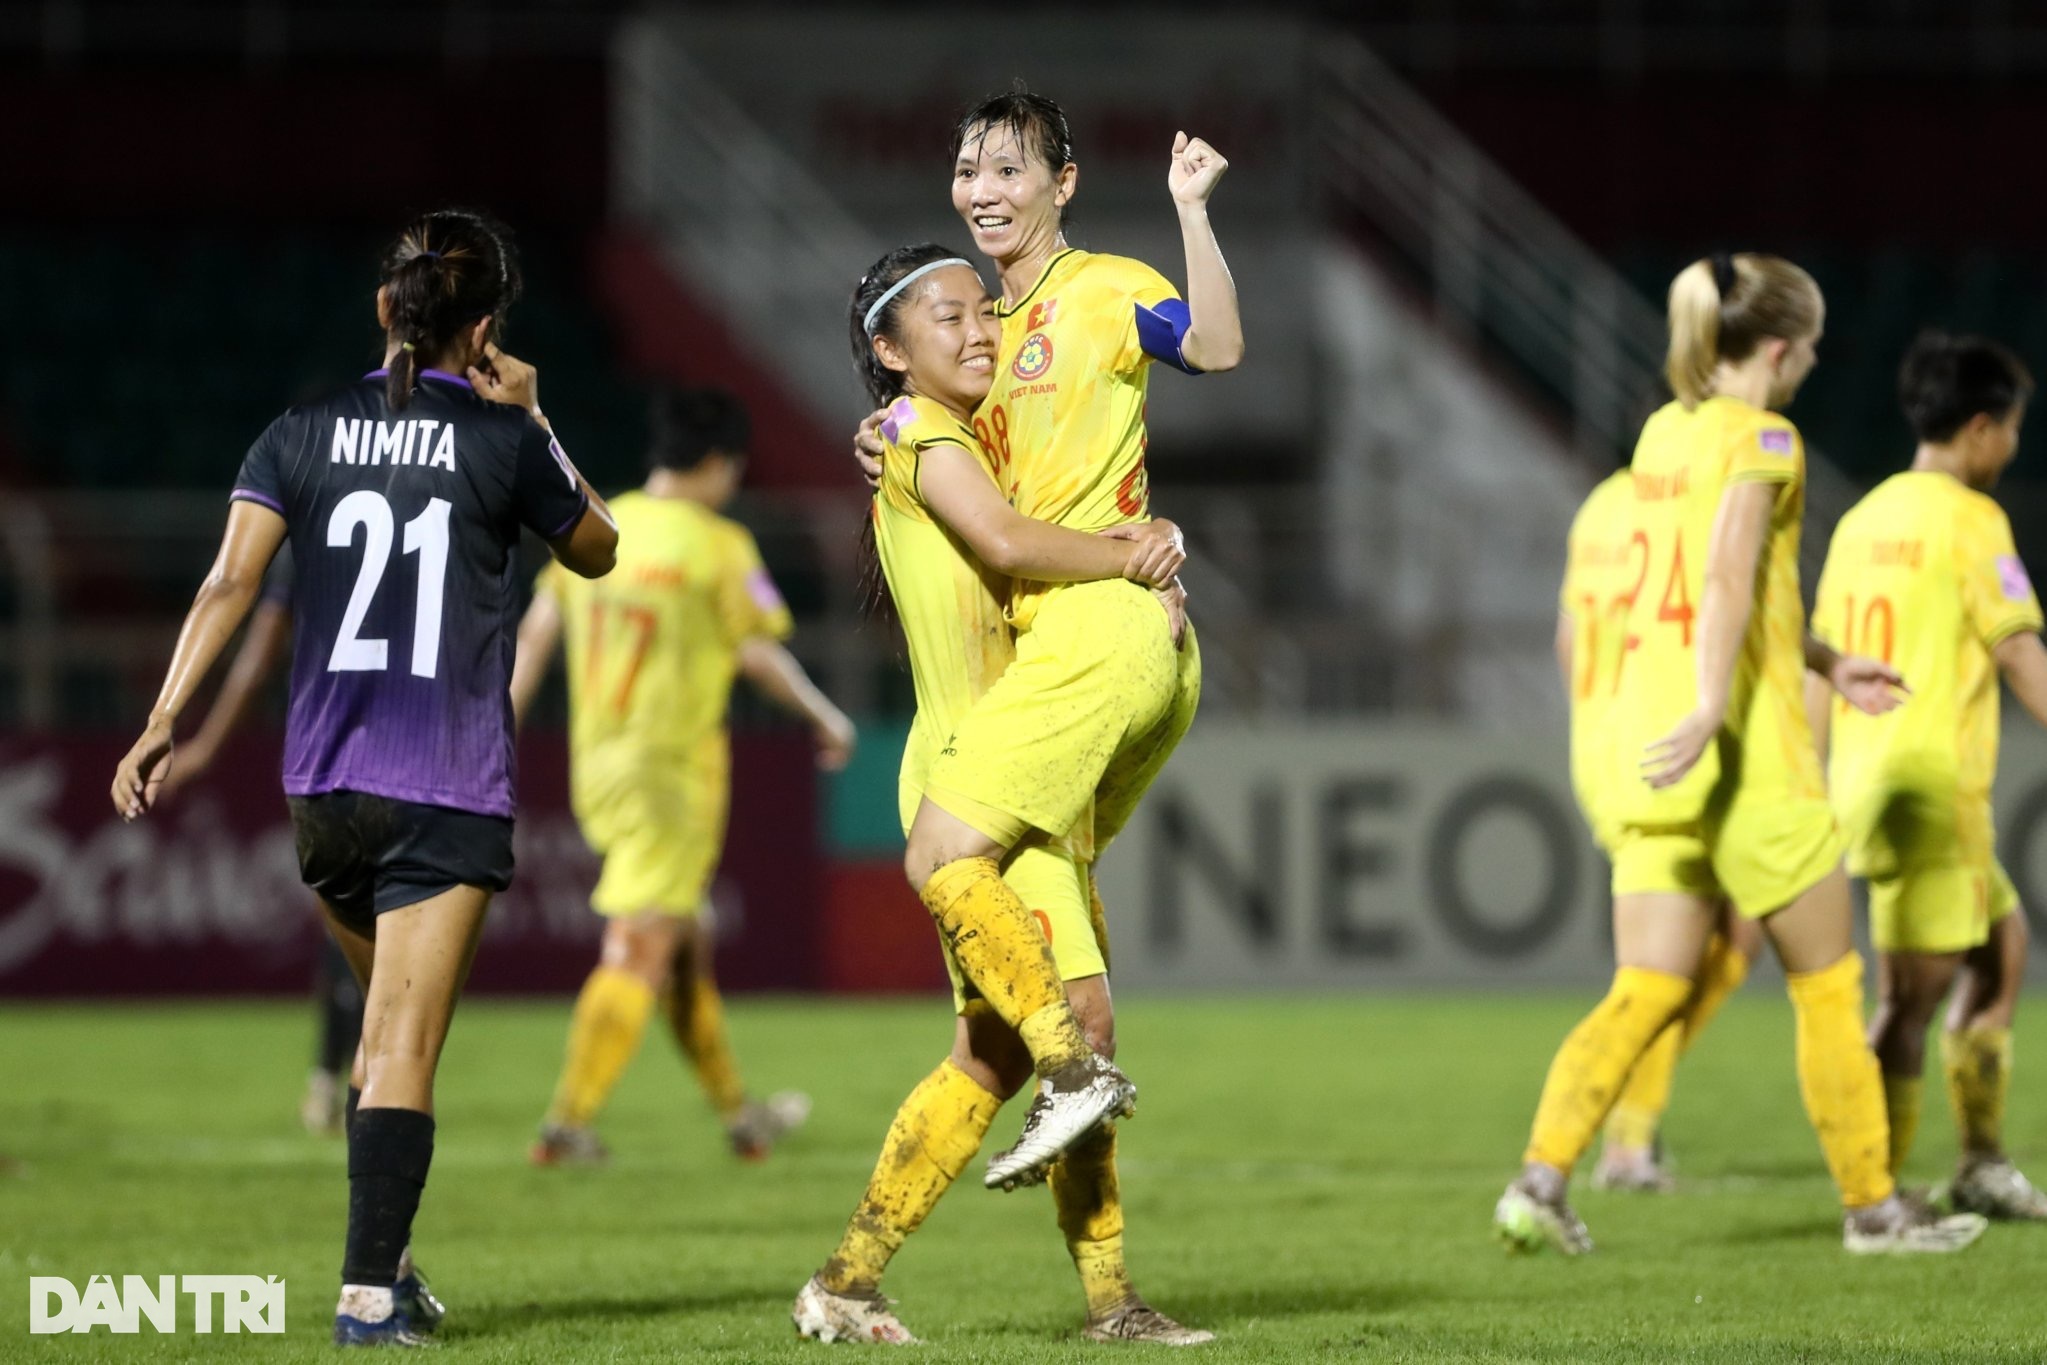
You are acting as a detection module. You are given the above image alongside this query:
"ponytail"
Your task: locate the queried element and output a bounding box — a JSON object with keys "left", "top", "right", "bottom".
{"left": 1663, "top": 252, "right": 1822, "bottom": 410}
{"left": 378, "top": 209, "right": 523, "bottom": 411}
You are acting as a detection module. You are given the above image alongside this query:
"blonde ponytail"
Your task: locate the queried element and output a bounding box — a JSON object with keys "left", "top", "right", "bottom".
{"left": 1663, "top": 252, "right": 1823, "bottom": 410}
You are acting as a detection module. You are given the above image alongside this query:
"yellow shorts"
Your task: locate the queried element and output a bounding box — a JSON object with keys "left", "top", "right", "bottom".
{"left": 1869, "top": 857, "right": 2020, "bottom": 955}
{"left": 576, "top": 759, "right": 729, "bottom": 918}
{"left": 1611, "top": 793, "right": 1843, "bottom": 919}
{"left": 927, "top": 579, "right": 1183, "bottom": 846}
{"left": 937, "top": 837, "right": 1107, "bottom": 1014}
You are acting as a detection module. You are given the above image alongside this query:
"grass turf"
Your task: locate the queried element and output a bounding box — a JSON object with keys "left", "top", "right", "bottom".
{"left": 2, "top": 993, "right": 2042, "bottom": 1361}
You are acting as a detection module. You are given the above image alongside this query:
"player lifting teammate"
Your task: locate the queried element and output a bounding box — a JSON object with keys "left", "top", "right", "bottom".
{"left": 810, "top": 89, "right": 1237, "bottom": 1345}
{"left": 112, "top": 209, "right": 618, "bottom": 1345}
{"left": 1494, "top": 253, "right": 1985, "bottom": 1256}
{"left": 512, "top": 388, "right": 853, "bottom": 1166}
{"left": 794, "top": 246, "right": 1194, "bottom": 1346}
{"left": 1810, "top": 331, "right": 2047, "bottom": 1220}
{"left": 1556, "top": 468, "right": 1763, "bottom": 1193}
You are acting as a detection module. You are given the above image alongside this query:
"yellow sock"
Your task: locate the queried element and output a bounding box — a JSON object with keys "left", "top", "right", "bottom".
{"left": 1051, "top": 1123, "right": 1133, "bottom": 1318}
{"left": 921, "top": 857, "right": 1089, "bottom": 1072}
{"left": 1606, "top": 933, "right": 1753, "bottom": 1151}
{"left": 1942, "top": 1025, "right": 2013, "bottom": 1159}
{"left": 820, "top": 1060, "right": 1002, "bottom": 1296}
{"left": 1605, "top": 1025, "right": 1680, "bottom": 1152}
{"left": 1883, "top": 1075, "right": 1923, "bottom": 1175}
{"left": 545, "top": 966, "right": 657, "bottom": 1128}
{"left": 1786, "top": 952, "right": 1894, "bottom": 1209}
{"left": 1525, "top": 966, "right": 1692, "bottom": 1173}
{"left": 668, "top": 978, "right": 745, "bottom": 1121}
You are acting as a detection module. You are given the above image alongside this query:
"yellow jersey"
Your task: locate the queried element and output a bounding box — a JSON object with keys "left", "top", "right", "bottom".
{"left": 1560, "top": 470, "right": 1639, "bottom": 835}
{"left": 981, "top": 248, "right": 1185, "bottom": 630}
{"left": 1609, "top": 396, "right": 1821, "bottom": 825}
{"left": 539, "top": 489, "right": 792, "bottom": 783}
{"left": 1814, "top": 470, "right": 2042, "bottom": 870}
{"left": 869, "top": 394, "right": 1017, "bottom": 824}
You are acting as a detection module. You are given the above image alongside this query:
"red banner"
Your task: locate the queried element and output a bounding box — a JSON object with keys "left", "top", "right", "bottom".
{"left": 0, "top": 731, "right": 821, "bottom": 997}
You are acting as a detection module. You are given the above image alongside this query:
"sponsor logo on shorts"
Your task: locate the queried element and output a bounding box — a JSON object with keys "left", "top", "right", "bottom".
{"left": 29, "top": 1275, "right": 285, "bottom": 1335}
{"left": 1011, "top": 332, "right": 1054, "bottom": 381}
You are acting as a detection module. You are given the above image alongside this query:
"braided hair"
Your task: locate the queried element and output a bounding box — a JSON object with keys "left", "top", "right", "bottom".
{"left": 379, "top": 209, "right": 523, "bottom": 411}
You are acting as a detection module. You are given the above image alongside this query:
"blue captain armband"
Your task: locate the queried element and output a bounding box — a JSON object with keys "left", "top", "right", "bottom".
{"left": 1134, "top": 298, "right": 1201, "bottom": 374}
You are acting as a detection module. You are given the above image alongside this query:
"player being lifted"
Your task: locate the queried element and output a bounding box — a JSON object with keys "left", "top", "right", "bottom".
{"left": 794, "top": 246, "right": 1199, "bottom": 1347}
{"left": 1810, "top": 331, "right": 2047, "bottom": 1220}
{"left": 1494, "top": 252, "right": 1986, "bottom": 1256}
{"left": 1557, "top": 470, "right": 1762, "bottom": 1193}
{"left": 112, "top": 209, "right": 618, "bottom": 1345}
{"left": 513, "top": 388, "right": 853, "bottom": 1165}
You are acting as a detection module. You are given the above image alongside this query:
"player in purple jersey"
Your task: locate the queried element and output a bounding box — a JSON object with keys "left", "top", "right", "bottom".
{"left": 112, "top": 209, "right": 618, "bottom": 1349}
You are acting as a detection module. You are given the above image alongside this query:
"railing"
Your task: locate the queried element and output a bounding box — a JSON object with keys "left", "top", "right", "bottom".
{"left": 1311, "top": 32, "right": 1860, "bottom": 586}
{"left": 611, "top": 13, "right": 882, "bottom": 423}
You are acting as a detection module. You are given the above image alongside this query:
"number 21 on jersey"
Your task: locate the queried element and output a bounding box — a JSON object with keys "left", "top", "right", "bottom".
{"left": 327, "top": 490, "right": 450, "bottom": 678}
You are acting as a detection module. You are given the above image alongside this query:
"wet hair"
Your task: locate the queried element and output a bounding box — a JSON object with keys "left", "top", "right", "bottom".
{"left": 379, "top": 209, "right": 522, "bottom": 411}
{"left": 847, "top": 243, "right": 968, "bottom": 407}
{"left": 951, "top": 86, "right": 1076, "bottom": 227}
{"left": 1664, "top": 252, "right": 1822, "bottom": 409}
{"left": 1899, "top": 330, "right": 2033, "bottom": 443}
{"left": 648, "top": 388, "right": 751, "bottom": 472}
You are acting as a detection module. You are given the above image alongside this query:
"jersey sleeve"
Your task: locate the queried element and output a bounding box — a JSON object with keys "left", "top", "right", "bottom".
{"left": 1725, "top": 414, "right": 1803, "bottom": 490}
{"left": 1960, "top": 503, "right": 2044, "bottom": 648}
{"left": 1105, "top": 258, "right": 1197, "bottom": 378}
{"left": 717, "top": 526, "right": 795, "bottom": 645}
{"left": 230, "top": 414, "right": 292, "bottom": 516}
{"left": 512, "top": 417, "right": 591, "bottom": 541}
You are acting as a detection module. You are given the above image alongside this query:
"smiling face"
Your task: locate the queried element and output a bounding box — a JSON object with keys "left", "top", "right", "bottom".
{"left": 951, "top": 119, "right": 1075, "bottom": 271}
{"left": 872, "top": 264, "right": 999, "bottom": 417}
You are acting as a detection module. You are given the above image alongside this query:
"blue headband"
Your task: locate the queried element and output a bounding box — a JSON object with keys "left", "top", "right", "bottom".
{"left": 863, "top": 258, "right": 974, "bottom": 336}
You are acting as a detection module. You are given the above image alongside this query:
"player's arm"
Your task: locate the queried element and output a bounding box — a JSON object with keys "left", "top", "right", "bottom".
{"left": 736, "top": 637, "right": 858, "bottom": 771}
{"left": 112, "top": 500, "right": 286, "bottom": 819}
{"left": 1803, "top": 630, "right": 1907, "bottom": 716}
{"left": 160, "top": 598, "right": 291, "bottom": 799}
{"left": 474, "top": 342, "right": 619, "bottom": 578}
{"left": 1166, "top": 132, "right": 1243, "bottom": 373}
{"left": 918, "top": 442, "right": 1185, "bottom": 586}
{"left": 1994, "top": 631, "right": 2047, "bottom": 730}
{"left": 1804, "top": 670, "right": 1834, "bottom": 766}
{"left": 508, "top": 587, "right": 564, "bottom": 731}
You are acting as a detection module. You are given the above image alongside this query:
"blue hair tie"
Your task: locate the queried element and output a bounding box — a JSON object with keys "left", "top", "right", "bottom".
{"left": 419, "top": 250, "right": 442, "bottom": 262}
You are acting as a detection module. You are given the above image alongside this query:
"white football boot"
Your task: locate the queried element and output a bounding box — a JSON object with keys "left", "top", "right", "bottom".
{"left": 984, "top": 1054, "right": 1136, "bottom": 1192}
{"left": 1083, "top": 1300, "right": 1215, "bottom": 1346}
{"left": 1949, "top": 1157, "right": 2047, "bottom": 1221}
{"left": 1843, "top": 1194, "right": 1988, "bottom": 1254}
{"left": 791, "top": 1275, "right": 917, "bottom": 1345}
{"left": 1493, "top": 1169, "right": 1594, "bottom": 1255}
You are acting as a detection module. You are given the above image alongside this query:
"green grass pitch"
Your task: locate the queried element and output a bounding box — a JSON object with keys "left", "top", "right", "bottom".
{"left": 3, "top": 993, "right": 2043, "bottom": 1361}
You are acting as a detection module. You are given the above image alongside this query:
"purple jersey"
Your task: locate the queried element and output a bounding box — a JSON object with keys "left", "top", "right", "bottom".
{"left": 231, "top": 369, "right": 587, "bottom": 818}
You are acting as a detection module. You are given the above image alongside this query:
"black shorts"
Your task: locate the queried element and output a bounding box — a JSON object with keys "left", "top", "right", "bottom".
{"left": 287, "top": 791, "right": 514, "bottom": 935}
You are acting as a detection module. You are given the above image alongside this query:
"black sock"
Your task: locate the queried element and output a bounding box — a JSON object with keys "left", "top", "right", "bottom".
{"left": 317, "top": 939, "right": 365, "bottom": 1077}
{"left": 342, "top": 1108, "right": 435, "bottom": 1288}
{"left": 346, "top": 1087, "right": 362, "bottom": 1132}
